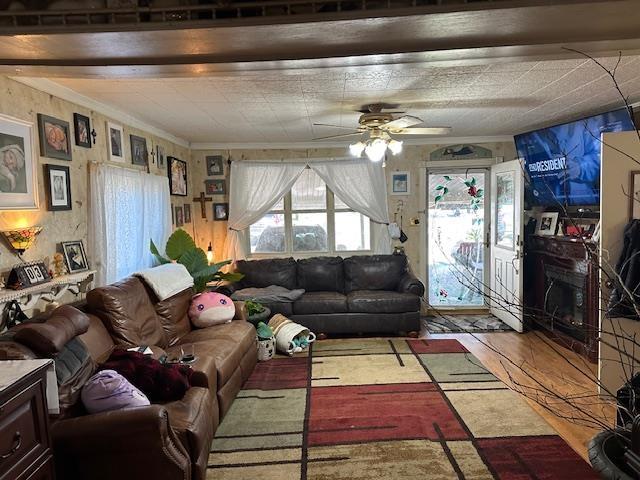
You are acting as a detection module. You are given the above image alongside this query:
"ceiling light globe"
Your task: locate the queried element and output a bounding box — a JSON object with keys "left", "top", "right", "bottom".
{"left": 388, "top": 139, "right": 403, "bottom": 155}
{"left": 365, "top": 138, "right": 387, "bottom": 162}
{"left": 349, "top": 141, "right": 365, "bottom": 157}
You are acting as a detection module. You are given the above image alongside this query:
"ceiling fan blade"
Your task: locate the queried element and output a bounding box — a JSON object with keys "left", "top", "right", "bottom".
{"left": 313, "top": 123, "right": 361, "bottom": 130}
{"left": 391, "top": 127, "right": 452, "bottom": 135}
{"left": 382, "top": 115, "right": 423, "bottom": 129}
{"left": 312, "top": 132, "right": 362, "bottom": 141}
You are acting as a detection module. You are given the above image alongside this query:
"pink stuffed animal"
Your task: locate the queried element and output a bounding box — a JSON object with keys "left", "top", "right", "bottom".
{"left": 188, "top": 292, "right": 235, "bottom": 328}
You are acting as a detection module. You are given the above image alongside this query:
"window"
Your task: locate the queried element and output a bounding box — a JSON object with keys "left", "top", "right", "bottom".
{"left": 248, "top": 169, "right": 372, "bottom": 256}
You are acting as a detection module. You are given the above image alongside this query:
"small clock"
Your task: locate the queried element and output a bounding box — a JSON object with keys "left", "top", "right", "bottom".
{"left": 7, "top": 262, "right": 52, "bottom": 290}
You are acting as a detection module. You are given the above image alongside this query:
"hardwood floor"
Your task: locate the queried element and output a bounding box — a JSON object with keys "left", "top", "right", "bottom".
{"left": 423, "top": 330, "right": 615, "bottom": 462}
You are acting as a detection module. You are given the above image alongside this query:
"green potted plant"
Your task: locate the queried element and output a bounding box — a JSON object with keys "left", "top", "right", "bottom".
{"left": 150, "top": 229, "right": 243, "bottom": 293}
{"left": 245, "top": 299, "right": 271, "bottom": 326}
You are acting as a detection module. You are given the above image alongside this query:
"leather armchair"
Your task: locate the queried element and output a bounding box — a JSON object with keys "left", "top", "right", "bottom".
{"left": 52, "top": 405, "right": 191, "bottom": 480}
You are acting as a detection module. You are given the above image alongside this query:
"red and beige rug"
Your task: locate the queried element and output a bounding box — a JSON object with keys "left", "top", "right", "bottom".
{"left": 208, "top": 338, "right": 597, "bottom": 479}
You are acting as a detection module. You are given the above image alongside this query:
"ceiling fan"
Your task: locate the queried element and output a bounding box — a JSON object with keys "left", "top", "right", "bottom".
{"left": 312, "top": 103, "right": 452, "bottom": 162}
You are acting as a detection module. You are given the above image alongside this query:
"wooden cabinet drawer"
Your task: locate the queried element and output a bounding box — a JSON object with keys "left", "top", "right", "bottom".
{"left": 25, "top": 456, "right": 55, "bottom": 480}
{"left": 0, "top": 380, "right": 49, "bottom": 480}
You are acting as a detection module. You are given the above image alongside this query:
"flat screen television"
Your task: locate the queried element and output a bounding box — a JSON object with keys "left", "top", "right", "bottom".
{"left": 514, "top": 108, "right": 636, "bottom": 207}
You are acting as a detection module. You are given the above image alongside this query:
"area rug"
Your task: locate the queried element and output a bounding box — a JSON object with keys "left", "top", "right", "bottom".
{"left": 208, "top": 338, "right": 596, "bottom": 479}
{"left": 423, "top": 314, "right": 513, "bottom": 333}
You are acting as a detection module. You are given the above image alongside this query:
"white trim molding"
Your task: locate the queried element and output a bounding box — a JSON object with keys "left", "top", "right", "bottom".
{"left": 190, "top": 136, "right": 515, "bottom": 151}
{"left": 10, "top": 77, "right": 190, "bottom": 148}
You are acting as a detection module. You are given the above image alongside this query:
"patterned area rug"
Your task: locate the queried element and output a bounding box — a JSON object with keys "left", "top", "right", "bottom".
{"left": 208, "top": 338, "right": 596, "bottom": 479}
{"left": 423, "top": 314, "right": 513, "bottom": 333}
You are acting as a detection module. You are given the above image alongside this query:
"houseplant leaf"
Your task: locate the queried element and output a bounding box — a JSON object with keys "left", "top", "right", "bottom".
{"left": 149, "top": 239, "right": 170, "bottom": 264}
{"left": 178, "top": 248, "right": 208, "bottom": 274}
{"left": 192, "top": 260, "right": 233, "bottom": 280}
{"left": 165, "top": 229, "right": 197, "bottom": 260}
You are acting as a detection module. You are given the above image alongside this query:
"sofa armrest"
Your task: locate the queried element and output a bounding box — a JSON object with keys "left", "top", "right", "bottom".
{"left": 52, "top": 405, "right": 190, "bottom": 479}
{"left": 398, "top": 273, "right": 425, "bottom": 297}
{"left": 190, "top": 355, "right": 218, "bottom": 393}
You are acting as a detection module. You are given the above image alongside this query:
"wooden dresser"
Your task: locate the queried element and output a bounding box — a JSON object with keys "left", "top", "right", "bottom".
{"left": 0, "top": 360, "right": 55, "bottom": 480}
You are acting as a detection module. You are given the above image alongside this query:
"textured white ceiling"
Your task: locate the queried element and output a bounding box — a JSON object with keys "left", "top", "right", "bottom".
{"left": 49, "top": 55, "right": 640, "bottom": 145}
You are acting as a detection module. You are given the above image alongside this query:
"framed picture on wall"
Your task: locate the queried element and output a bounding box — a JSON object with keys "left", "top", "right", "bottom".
{"left": 38, "top": 113, "right": 72, "bottom": 161}
{"left": 61, "top": 240, "right": 89, "bottom": 273}
{"left": 206, "top": 155, "right": 224, "bottom": 176}
{"left": 205, "top": 179, "right": 226, "bottom": 195}
{"left": 213, "top": 202, "right": 228, "bottom": 221}
{"left": 107, "top": 122, "right": 125, "bottom": 163}
{"left": 0, "top": 113, "right": 39, "bottom": 210}
{"left": 175, "top": 206, "right": 184, "bottom": 227}
{"left": 44, "top": 164, "right": 71, "bottom": 211}
{"left": 184, "top": 203, "right": 191, "bottom": 223}
{"left": 73, "top": 113, "right": 91, "bottom": 148}
{"left": 391, "top": 171, "right": 410, "bottom": 195}
{"left": 168, "top": 156, "right": 187, "bottom": 196}
{"left": 130, "top": 134, "right": 148, "bottom": 166}
{"left": 156, "top": 145, "right": 165, "bottom": 168}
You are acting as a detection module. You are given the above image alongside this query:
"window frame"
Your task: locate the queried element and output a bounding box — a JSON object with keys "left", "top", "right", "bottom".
{"left": 247, "top": 185, "right": 373, "bottom": 258}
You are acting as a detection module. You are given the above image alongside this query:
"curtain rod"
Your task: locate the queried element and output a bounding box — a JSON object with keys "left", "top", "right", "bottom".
{"left": 227, "top": 156, "right": 358, "bottom": 164}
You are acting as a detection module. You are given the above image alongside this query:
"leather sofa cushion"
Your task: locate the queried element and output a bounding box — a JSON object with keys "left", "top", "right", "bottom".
{"left": 155, "top": 288, "right": 194, "bottom": 346}
{"left": 78, "top": 314, "right": 116, "bottom": 364}
{"left": 172, "top": 321, "right": 255, "bottom": 387}
{"left": 297, "top": 256, "right": 344, "bottom": 292}
{"left": 293, "top": 292, "right": 348, "bottom": 315}
{"left": 14, "top": 306, "right": 90, "bottom": 356}
{"left": 87, "top": 276, "right": 168, "bottom": 349}
{"left": 344, "top": 255, "right": 407, "bottom": 293}
{"left": 236, "top": 258, "right": 297, "bottom": 290}
{"left": 347, "top": 290, "right": 420, "bottom": 313}
{"left": 256, "top": 301, "right": 292, "bottom": 317}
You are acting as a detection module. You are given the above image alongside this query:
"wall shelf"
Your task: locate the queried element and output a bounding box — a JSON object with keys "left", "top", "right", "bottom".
{"left": 0, "top": 270, "right": 96, "bottom": 312}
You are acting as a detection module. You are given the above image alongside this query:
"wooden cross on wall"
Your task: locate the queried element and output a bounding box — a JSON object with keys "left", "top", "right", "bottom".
{"left": 193, "top": 192, "right": 213, "bottom": 219}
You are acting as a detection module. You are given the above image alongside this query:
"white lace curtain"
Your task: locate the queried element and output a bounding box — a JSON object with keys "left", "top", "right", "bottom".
{"left": 223, "top": 158, "right": 392, "bottom": 260}
{"left": 89, "top": 163, "right": 172, "bottom": 286}
{"left": 223, "top": 161, "right": 307, "bottom": 260}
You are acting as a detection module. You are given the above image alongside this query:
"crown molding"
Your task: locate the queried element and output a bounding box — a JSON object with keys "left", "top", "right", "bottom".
{"left": 10, "top": 77, "right": 190, "bottom": 149}
{"left": 190, "top": 136, "right": 515, "bottom": 151}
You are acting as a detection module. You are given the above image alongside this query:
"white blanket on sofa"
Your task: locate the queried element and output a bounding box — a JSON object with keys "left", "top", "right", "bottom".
{"left": 134, "top": 263, "right": 194, "bottom": 301}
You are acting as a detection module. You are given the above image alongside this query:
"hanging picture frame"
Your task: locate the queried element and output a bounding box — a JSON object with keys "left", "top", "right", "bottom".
{"left": 38, "top": 113, "right": 72, "bottom": 161}
{"left": 175, "top": 205, "right": 184, "bottom": 227}
{"left": 0, "top": 113, "right": 39, "bottom": 210}
{"left": 213, "top": 202, "right": 229, "bottom": 221}
{"left": 73, "top": 113, "right": 91, "bottom": 148}
{"left": 44, "top": 164, "right": 72, "bottom": 211}
{"left": 205, "top": 179, "right": 226, "bottom": 195}
{"left": 168, "top": 156, "right": 188, "bottom": 196}
{"left": 391, "top": 171, "right": 410, "bottom": 195}
{"left": 206, "top": 155, "right": 224, "bottom": 176}
{"left": 130, "top": 134, "right": 148, "bottom": 166}
{"left": 535, "top": 212, "right": 559, "bottom": 236}
{"left": 107, "top": 121, "right": 125, "bottom": 163}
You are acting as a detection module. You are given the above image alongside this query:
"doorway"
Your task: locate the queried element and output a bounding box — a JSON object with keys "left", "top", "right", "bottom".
{"left": 426, "top": 169, "right": 489, "bottom": 309}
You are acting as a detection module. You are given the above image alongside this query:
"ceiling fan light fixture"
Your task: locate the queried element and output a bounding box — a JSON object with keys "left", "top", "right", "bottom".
{"left": 365, "top": 138, "right": 387, "bottom": 163}
{"left": 388, "top": 139, "right": 403, "bottom": 155}
{"left": 349, "top": 141, "right": 366, "bottom": 157}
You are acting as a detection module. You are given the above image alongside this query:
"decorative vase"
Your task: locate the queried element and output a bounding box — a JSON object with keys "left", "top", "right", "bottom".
{"left": 257, "top": 336, "right": 275, "bottom": 362}
{"left": 248, "top": 307, "right": 271, "bottom": 326}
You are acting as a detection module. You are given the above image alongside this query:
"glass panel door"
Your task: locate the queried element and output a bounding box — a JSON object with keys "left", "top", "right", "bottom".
{"left": 427, "top": 170, "right": 488, "bottom": 307}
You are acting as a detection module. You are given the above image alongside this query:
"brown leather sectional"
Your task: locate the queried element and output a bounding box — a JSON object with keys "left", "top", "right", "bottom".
{"left": 0, "top": 275, "right": 258, "bottom": 480}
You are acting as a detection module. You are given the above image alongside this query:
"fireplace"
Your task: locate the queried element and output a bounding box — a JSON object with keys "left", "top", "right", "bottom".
{"left": 526, "top": 234, "right": 598, "bottom": 361}
{"left": 544, "top": 264, "right": 587, "bottom": 343}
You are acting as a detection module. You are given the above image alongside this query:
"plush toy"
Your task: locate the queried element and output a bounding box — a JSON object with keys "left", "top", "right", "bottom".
{"left": 188, "top": 292, "right": 235, "bottom": 328}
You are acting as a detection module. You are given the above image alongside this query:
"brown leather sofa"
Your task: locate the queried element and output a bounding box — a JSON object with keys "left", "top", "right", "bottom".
{"left": 0, "top": 275, "right": 258, "bottom": 480}
{"left": 223, "top": 254, "right": 425, "bottom": 335}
